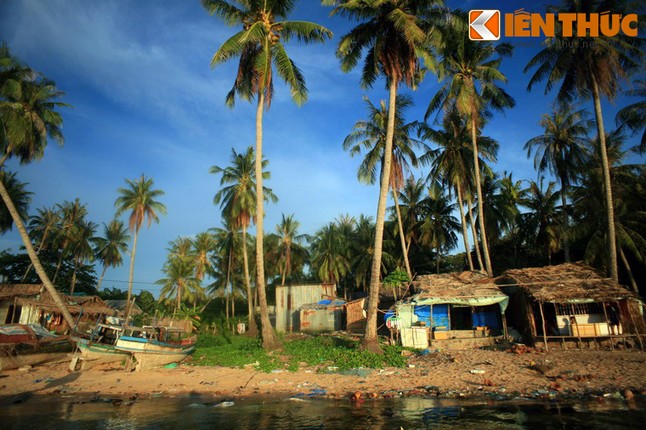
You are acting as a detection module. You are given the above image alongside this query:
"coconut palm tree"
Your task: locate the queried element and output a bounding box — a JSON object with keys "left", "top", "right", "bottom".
{"left": 115, "top": 175, "right": 166, "bottom": 314}
{"left": 419, "top": 107, "right": 499, "bottom": 272}
{"left": 67, "top": 218, "right": 97, "bottom": 295}
{"left": 273, "top": 213, "right": 309, "bottom": 285}
{"left": 343, "top": 95, "right": 425, "bottom": 280}
{"left": 426, "top": 14, "right": 515, "bottom": 277}
{"left": 94, "top": 219, "right": 130, "bottom": 290}
{"left": 418, "top": 186, "right": 460, "bottom": 273}
{"left": 51, "top": 198, "right": 88, "bottom": 284}
{"left": 310, "top": 222, "right": 351, "bottom": 286}
{"left": 192, "top": 231, "right": 216, "bottom": 283}
{"left": 202, "top": 0, "right": 331, "bottom": 350}
{"left": 204, "top": 220, "right": 241, "bottom": 318}
{"left": 519, "top": 177, "right": 561, "bottom": 265}
{"left": 524, "top": 0, "right": 643, "bottom": 281}
{"left": 21, "top": 205, "right": 59, "bottom": 281}
{"left": 157, "top": 253, "right": 199, "bottom": 314}
{"left": 524, "top": 102, "right": 591, "bottom": 261}
{"left": 0, "top": 44, "right": 74, "bottom": 327}
{"left": 326, "top": 0, "right": 444, "bottom": 353}
{"left": 210, "top": 146, "right": 277, "bottom": 336}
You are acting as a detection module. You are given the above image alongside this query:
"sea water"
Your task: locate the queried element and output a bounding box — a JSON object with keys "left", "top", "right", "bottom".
{"left": 2, "top": 394, "right": 645, "bottom": 429}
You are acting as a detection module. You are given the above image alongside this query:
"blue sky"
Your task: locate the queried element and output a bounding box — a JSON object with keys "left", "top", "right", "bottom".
{"left": 0, "top": 0, "right": 642, "bottom": 297}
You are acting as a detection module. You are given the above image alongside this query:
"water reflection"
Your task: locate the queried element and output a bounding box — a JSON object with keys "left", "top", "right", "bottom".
{"left": 1, "top": 394, "right": 645, "bottom": 429}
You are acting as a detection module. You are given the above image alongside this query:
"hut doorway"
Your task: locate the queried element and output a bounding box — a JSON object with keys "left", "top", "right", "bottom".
{"left": 5, "top": 305, "right": 21, "bottom": 323}
{"left": 450, "top": 305, "right": 473, "bottom": 330}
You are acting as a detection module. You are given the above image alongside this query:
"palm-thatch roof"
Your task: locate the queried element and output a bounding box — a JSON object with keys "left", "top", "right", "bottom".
{"left": 104, "top": 300, "right": 143, "bottom": 316}
{"left": 15, "top": 292, "right": 113, "bottom": 316}
{"left": 412, "top": 272, "right": 508, "bottom": 308}
{"left": 414, "top": 271, "right": 503, "bottom": 299}
{"left": 0, "top": 284, "right": 42, "bottom": 299}
{"left": 498, "top": 263, "right": 638, "bottom": 303}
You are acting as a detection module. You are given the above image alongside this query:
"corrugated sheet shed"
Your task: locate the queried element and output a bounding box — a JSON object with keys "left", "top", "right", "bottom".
{"left": 274, "top": 284, "right": 336, "bottom": 332}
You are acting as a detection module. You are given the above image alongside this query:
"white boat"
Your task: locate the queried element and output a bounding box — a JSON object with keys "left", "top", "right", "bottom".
{"left": 69, "top": 323, "right": 130, "bottom": 370}
{"left": 114, "top": 326, "right": 196, "bottom": 371}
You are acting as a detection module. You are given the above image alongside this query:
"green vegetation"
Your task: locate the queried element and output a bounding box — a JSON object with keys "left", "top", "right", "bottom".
{"left": 191, "top": 333, "right": 407, "bottom": 373}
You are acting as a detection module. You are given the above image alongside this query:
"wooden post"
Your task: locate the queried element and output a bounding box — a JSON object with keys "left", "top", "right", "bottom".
{"left": 10, "top": 297, "right": 17, "bottom": 323}
{"left": 602, "top": 301, "right": 613, "bottom": 351}
{"left": 538, "top": 301, "right": 549, "bottom": 352}
{"left": 554, "top": 303, "right": 565, "bottom": 350}
{"left": 571, "top": 304, "right": 582, "bottom": 350}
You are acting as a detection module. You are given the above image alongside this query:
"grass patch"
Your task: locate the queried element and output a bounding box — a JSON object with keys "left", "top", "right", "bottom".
{"left": 190, "top": 333, "right": 408, "bottom": 372}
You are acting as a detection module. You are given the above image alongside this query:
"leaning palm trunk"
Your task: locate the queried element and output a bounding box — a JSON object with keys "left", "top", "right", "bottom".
{"left": 363, "top": 80, "right": 397, "bottom": 354}
{"left": 456, "top": 183, "right": 474, "bottom": 271}
{"left": 619, "top": 248, "right": 638, "bottom": 294}
{"left": 21, "top": 231, "right": 51, "bottom": 282}
{"left": 0, "top": 179, "right": 75, "bottom": 329}
{"left": 590, "top": 73, "right": 618, "bottom": 282}
{"left": 392, "top": 188, "right": 412, "bottom": 280}
{"left": 255, "top": 92, "right": 279, "bottom": 350}
{"left": 471, "top": 115, "right": 493, "bottom": 277}
{"left": 241, "top": 227, "right": 258, "bottom": 335}
{"left": 467, "top": 193, "right": 485, "bottom": 272}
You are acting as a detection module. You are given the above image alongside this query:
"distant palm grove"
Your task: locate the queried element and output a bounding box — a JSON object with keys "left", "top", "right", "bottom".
{"left": 1, "top": 1, "right": 644, "bottom": 351}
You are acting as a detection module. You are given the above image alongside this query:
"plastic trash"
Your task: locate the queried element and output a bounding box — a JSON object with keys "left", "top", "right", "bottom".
{"left": 164, "top": 363, "right": 178, "bottom": 369}
{"left": 470, "top": 369, "right": 485, "bottom": 374}
{"left": 213, "top": 401, "right": 235, "bottom": 407}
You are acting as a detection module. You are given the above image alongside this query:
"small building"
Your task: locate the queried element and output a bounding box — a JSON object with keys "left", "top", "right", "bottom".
{"left": 0, "top": 284, "right": 42, "bottom": 324}
{"left": 387, "top": 272, "right": 509, "bottom": 349}
{"left": 299, "top": 298, "right": 346, "bottom": 333}
{"left": 14, "top": 292, "right": 113, "bottom": 334}
{"left": 104, "top": 300, "right": 143, "bottom": 318}
{"left": 274, "top": 284, "right": 336, "bottom": 332}
{"left": 498, "top": 263, "right": 645, "bottom": 350}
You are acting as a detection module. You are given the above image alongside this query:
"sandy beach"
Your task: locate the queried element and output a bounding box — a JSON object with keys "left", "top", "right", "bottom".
{"left": 2, "top": 346, "right": 645, "bottom": 403}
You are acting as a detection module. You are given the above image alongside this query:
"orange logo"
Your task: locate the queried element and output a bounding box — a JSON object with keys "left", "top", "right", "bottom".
{"left": 469, "top": 10, "right": 501, "bottom": 41}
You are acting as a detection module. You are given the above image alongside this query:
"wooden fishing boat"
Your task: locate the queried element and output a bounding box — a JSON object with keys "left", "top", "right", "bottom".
{"left": 69, "top": 323, "right": 130, "bottom": 370}
{"left": 0, "top": 324, "right": 74, "bottom": 371}
{"left": 114, "top": 326, "right": 197, "bottom": 371}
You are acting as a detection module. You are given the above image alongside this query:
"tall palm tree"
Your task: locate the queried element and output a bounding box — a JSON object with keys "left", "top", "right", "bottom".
{"left": 22, "top": 205, "right": 59, "bottom": 281}
{"left": 519, "top": 177, "right": 561, "bottom": 265}
{"left": 426, "top": 14, "right": 515, "bottom": 277}
{"left": 203, "top": 0, "right": 331, "bottom": 350}
{"left": 94, "top": 219, "right": 130, "bottom": 290}
{"left": 524, "top": 102, "right": 591, "bottom": 262}
{"left": 343, "top": 95, "right": 425, "bottom": 280}
{"left": 51, "top": 198, "right": 87, "bottom": 284}
{"left": 419, "top": 107, "right": 498, "bottom": 272}
{"left": 524, "top": 0, "right": 643, "bottom": 281}
{"left": 273, "top": 213, "right": 309, "bottom": 285}
{"left": 327, "top": 0, "right": 443, "bottom": 353}
{"left": 114, "top": 175, "right": 166, "bottom": 314}
{"left": 310, "top": 222, "right": 351, "bottom": 285}
{"left": 210, "top": 146, "right": 277, "bottom": 336}
{"left": 205, "top": 220, "right": 241, "bottom": 317}
{"left": 67, "top": 218, "right": 97, "bottom": 295}
{"left": 192, "top": 231, "right": 216, "bottom": 282}
{"left": 0, "top": 44, "right": 74, "bottom": 328}
{"left": 418, "top": 186, "right": 460, "bottom": 273}
{"left": 157, "top": 252, "right": 199, "bottom": 314}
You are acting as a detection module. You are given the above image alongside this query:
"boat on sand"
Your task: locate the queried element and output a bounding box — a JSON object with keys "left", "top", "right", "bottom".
{"left": 114, "top": 326, "right": 197, "bottom": 371}
{"left": 0, "top": 324, "right": 74, "bottom": 371}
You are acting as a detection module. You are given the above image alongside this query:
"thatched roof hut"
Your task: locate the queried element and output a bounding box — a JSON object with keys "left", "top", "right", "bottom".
{"left": 0, "top": 284, "right": 42, "bottom": 300}
{"left": 498, "top": 263, "right": 639, "bottom": 303}
{"left": 498, "top": 263, "right": 644, "bottom": 350}
{"left": 414, "top": 271, "right": 506, "bottom": 303}
{"left": 15, "top": 292, "right": 113, "bottom": 316}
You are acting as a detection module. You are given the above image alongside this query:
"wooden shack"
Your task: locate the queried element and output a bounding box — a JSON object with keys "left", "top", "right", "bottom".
{"left": 0, "top": 284, "right": 42, "bottom": 323}
{"left": 498, "top": 263, "right": 645, "bottom": 350}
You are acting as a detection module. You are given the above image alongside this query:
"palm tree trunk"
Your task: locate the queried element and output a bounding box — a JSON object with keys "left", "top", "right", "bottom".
{"left": 392, "top": 188, "right": 412, "bottom": 280}
{"left": 96, "top": 266, "right": 108, "bottom": 290}
{"left": 590, "top": 73, "right": 618, "bottom": 282}
{"left": 619, "top": 247, "right": 639, "bottom": 294}
{"left": 471, "top": 115, "right": 493, "bottom": 277}
{"left": 176, "top": 281, "right": 182, "bottom": 314}
{"left": 241, "top": 226, "right": 258, "bottom": 335}
{"left": 21, "top": 232, "right": 50, "bottom": 282}
{"left": 467, "top": 195, "right": 485, "bottom": 272}
{"left": 362, "top": 80, "right": 397, "bottom": 354}
{"left": 125, "top": 229, "right": 139, "bottom": 318}
{"left": 0, "top": 178, "right": 75, "bottom": 329}
{"left": 53, "top": 248, "right": 65, "bottom": 284}
{"left": 559, "top": 174, "right": 571, "bottom": 263}
{"left": 255, "top": 91, "right": 279, "bottom": 350}
{"left": 69, "top": 255, "right": 79, "bottom": 295}
{"left": 456, "top": 183, "right": 474, "bottom": 271}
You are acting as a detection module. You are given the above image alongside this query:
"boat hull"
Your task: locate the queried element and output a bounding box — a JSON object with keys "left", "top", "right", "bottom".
{"left": 115, "top": 336, "right": 196, "bottom": 370}
{"left": 0, "top": 324, "right": 74, "bottom": 371}
{"left": 70, "top": 337, "right": 130, "bottom": 370}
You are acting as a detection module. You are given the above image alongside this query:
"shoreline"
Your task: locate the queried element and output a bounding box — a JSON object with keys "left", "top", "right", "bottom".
{"left": 2, "top": 348, "right": 646, "bottom": 406}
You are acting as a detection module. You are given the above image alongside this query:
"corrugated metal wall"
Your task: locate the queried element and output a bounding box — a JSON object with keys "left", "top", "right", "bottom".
{"left": 274, "top": 284, "right": 336, "bottom": 332}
